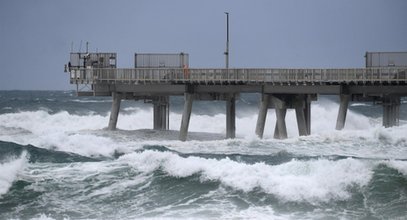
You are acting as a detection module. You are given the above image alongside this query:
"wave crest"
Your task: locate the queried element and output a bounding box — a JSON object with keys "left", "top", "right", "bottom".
{"left": 119, "top": 150, "right": 373, "bottom": 203}
{"left": 0, "top": 151, "right": 28, "bottom": 196}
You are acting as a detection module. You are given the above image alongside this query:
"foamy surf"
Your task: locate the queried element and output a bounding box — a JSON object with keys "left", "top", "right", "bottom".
{"left": 119, "top": 150, "right": 375, "bottom": 204}
{"left": 0, "top": 103, "right": 406, "bottom": 159}
{"left": 0, "top": 151, "right": 28, "bottom": 196}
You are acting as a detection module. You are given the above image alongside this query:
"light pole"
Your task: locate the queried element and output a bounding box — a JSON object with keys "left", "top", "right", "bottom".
{"left": 224, "top": 12, "right": 229, "bottom": 69}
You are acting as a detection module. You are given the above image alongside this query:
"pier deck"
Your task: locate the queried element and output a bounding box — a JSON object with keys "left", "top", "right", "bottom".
{"left": 68, "top": 66, "right": 407, "bottom": 140}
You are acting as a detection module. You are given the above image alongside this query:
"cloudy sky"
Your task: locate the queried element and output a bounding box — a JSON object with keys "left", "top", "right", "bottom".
{"left": 0, "top": 0, "right": 406, "bottom": 90}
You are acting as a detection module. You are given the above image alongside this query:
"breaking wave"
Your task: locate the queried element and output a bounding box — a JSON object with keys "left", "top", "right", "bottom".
{"left": 119, "top": 150, "right": 376, "bottom": 204}
{"left": 0, "top": 151, "right": 28, "bottom": 196}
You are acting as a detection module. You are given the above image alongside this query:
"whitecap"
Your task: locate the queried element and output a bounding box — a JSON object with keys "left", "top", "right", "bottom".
{"left": 29, "top": 214, "right": 56, "bottom": 220}
{"left": 0, "top": 151, "right": 28, "bottom": 196}
{"left": 385, "top": 160, "right": 407, "bottom": 176}
{"left": 71, "top": 99, "right": 111, "bottom": 103}
{"left": 350, "top": 103, "right": 371, "bottom": 107}
{"left": 120, "top": 151, "right": 374, "bottom": 204}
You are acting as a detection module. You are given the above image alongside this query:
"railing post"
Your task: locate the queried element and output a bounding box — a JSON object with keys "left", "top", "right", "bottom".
{"left": 263, "top": 70, "right": 265, "bottom": 83}
{"left": 345, "top": 69, "right": 348, "bottom": 82}
{"left": 141, "top": 69, "right": 144, "bottom": 84}
{"left": 313, "top": 69, "right": 316, "bottom": 83}
{"left": 295, "top": 70, "right": 298, "bottom": 84}
{"left": 279, "top": 70, "right": 282, "bottom": 84}
{"left": 396, "top": 68, "right": 399, "bottom": 84}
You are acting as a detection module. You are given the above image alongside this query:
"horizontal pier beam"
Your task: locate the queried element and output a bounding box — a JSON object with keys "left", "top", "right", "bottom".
{"left": 84, "top": 84, "right": 407, "bottom": 97}
{"left": 115, "top": 84, "right": 187, "bottom": 95}
{"left": 263, "top": 85, "right": 341, "bottom": 94}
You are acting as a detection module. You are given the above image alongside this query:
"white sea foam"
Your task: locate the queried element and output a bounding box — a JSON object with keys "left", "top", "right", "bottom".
{"left": 385, "top": 160, "right": 407, "bottom": 176}
{"left": 29, "top": 214, "right": 57, "bottom": 220}
{"left": 0, "top": 151, "right": 28, "bottom": 196}
{"left": 0, "top": 99, "right": 405, "bottom": 158}
{"left": 71, "top": 99, "right": 111, "bottom": 103}
{"left": 120, "top": 150, "right": 373, "bottom": 203}
{"left": 350, "top": 103, "right": 371, "bottom": 107}
{"left": 223, "top": 206, "right": 291, "bottom": 220}
{"left": 0, "top": 111, "right": 116, "bottom": 156}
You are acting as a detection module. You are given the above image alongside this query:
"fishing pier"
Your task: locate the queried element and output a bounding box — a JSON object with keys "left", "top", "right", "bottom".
{"left": 65, "top": 52, "right": 407, "bottom": 141}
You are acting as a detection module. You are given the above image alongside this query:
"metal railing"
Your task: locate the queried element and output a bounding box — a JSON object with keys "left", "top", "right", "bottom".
{"left": 69, "top": 67, "right": 407, "bottom": 85}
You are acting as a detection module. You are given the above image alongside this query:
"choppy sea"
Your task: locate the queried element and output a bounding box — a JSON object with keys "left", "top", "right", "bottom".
{"left": 0, "top": 90, "right": 406, "bottom": 220}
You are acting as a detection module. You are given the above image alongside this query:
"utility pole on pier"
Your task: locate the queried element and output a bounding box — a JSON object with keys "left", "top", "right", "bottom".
{"left": 224, "top": 12, "right": 229, "bottom": 69}
{"left": 224, "top": 12, "right": 235, "bottom": 139}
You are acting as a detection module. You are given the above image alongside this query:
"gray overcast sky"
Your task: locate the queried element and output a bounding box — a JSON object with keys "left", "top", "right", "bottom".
{"left": 0, "top": 0, "right": 406, "bottom": 90}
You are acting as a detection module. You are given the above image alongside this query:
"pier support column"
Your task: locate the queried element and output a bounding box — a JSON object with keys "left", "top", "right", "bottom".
{"left": 274, "top": 108, "right": 287, "bottom": 139}
{"left": 294, "top": 97, "right": 309, "bottom": 136}
{"left": 255, "top": 94, "right": 270, "bottom": 138}
{"left": 226, "top": 94, "right": 236, "bottom": 139}
{"left": 335, "top": 94, "right": 350, "bottom": 130}
{"left": 179, "top": 93, "right": 193, "bottom": 141}
{"left": 271, "top": 96, "right": 288, "bottom": 139}
{"left": 108, "top": 92, "right": 122, "bottom": 130}
{"left": 153, "top": 96, "right": 169, "bottom": 130}
{"left": 304, "top": 96, "right": 311, "bottom": 135}
{"left": 383, "top": 96, "right": 400, "bottom": 128}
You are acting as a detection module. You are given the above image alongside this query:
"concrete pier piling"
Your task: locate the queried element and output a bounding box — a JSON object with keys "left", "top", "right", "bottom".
{"left": 178, "top": 92, "right": 237, "bottom": 141}
{"left": 108, "top": 92, "right": 122, "bottom": 130}
{"left": 271, "top": 96, "right": 288, "bottom": 139}
{"left": 383, "top": 96, "right": 400, "bottom": 128}
{"left": 255, "top": 94, "right": 270, "bottom": 138}
{"left": 256, "top": 94, "right": 313, "bottom": 139}
{"left": 226, "top": 94, "right": 236, "bottom": 139}
{"left": 335, "top": 94, "right": 350, "bottom": 130}
{"left": 179, "top": 93, "right": 194, "bottom": 141}
{"left": 153, "top": 96, "right": 169, "bottom": 130}
{"left": 104, "top": 90, "right": 403, "bottom": 141}
{"left": 273, "top": 108, "right": 288, "bottom": 139}
{"left": 294, "top": 98, "right": 309, "bottom": 136}
{"left": 304, "top": 97, "right": 311, "bottom": 135}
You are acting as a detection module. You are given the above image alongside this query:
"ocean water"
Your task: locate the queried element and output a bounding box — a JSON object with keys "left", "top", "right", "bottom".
{"left": 0, "top": 90, "right": 406, "bottom": 220}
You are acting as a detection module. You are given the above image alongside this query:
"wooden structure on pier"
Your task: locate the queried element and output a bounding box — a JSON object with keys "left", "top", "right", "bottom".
{"left": 65, "top": 52, "right": 407, "bottom": 140}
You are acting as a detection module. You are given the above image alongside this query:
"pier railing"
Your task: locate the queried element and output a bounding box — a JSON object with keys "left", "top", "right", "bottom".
{"left": 70, "top": 67, "right": 407, "bottom": 85}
